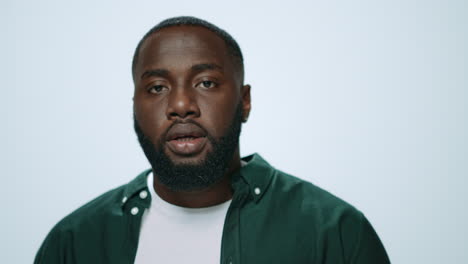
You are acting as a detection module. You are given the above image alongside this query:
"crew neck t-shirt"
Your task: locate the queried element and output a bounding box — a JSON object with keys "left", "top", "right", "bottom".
{"left": 134, "top": 171, "right": 232, "bottom": 264}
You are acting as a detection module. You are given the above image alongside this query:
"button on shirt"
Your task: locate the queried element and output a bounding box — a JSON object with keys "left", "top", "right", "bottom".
{"left": 35, "top": 154, "right": 390, "bottom": 264}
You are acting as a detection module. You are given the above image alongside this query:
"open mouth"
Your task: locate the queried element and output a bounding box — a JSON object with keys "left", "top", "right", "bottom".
{"left": 168, "top": 133, "right": 206, "bottom": 142}
{"left": 171, "top": 135, "right": 205, "bottom": 142}
{"left": 165, "top": 123, "right": 208, "bottom": 155}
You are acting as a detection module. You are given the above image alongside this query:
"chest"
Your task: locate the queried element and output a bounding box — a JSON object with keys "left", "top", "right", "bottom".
{"left": 134, "top": 201, "right": 230, "bottom": 264}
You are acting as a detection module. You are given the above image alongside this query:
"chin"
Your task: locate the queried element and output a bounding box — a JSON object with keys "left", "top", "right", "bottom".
{"left": 170, "top": 156, "right": 206, "bottom": 166}
{"left": 164, "top": 149, "right": 210, "bottom": 166}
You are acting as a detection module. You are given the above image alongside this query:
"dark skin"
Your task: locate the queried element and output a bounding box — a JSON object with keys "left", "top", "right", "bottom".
{"left": 133, "top": 26, "right": 251, "bottom": 208}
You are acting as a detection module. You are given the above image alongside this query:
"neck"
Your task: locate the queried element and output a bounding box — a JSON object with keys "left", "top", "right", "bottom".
{"left": 152, "top": 151, "right": 241, "bottom": 208}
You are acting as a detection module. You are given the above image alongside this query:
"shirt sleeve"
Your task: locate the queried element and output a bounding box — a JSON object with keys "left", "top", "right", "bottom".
{"left": 320, "top": 208, "right": 390, "bottom": 264}
{"left": 34, "top": 225, "right": 72, "bottom": 264}
{"left": 349, "top": 212, "right": 390, "bottom": 264}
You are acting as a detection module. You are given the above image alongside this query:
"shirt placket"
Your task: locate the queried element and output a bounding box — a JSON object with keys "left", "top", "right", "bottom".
{"left": 121, "top": 188, "right": 151, "bottom": 264}
{"left": 220, "top": 180, "right": 249, "bottom": 264}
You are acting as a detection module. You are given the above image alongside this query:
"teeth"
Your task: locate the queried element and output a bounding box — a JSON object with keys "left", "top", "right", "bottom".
{"left": 176, "top": 137, "right": 195, "bottom": 142}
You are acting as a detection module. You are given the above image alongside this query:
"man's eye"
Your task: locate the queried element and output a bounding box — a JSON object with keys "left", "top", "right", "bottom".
{"left": 198, "top": 80, "right": 216, "bottom": 89}
{"left": 148, "top": 85, "right": 167, "bottom": 94}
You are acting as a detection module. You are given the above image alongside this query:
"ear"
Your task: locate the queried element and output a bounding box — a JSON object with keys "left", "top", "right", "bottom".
{"left": 241, "top": 84, "right": 251, "bottom": 123}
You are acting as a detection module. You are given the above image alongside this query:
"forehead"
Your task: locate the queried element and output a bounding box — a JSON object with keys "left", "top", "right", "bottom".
{"left": 135, "top": 26, "right": 233, "bottom": 76}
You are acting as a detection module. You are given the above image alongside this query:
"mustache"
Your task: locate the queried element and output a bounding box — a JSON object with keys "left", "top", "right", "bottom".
{"left": 133, "top": 115, "right": 215, "bottom": 148}
{"left": 161, "top": 119, "right": 211, "bottom": 144}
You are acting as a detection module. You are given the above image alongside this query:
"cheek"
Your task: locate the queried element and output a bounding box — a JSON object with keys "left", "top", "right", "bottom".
{"left": 199, "top": 94, "right": 239, "bottom": 137}
{"left": 134, "top": 99, "right": 168, "bottom": 140}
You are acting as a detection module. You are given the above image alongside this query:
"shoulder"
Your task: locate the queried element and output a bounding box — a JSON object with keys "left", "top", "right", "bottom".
{"left": 266, "top": 169, "right": 390, "bottom": 263}
{"left": 34, "top": 168, "right": 152, "bottom": 263}
{"left": 34, "top": 183, "right": 127, "bottom": 263}
{"left": 242, "top": 153, "right": 361, "bottom": 223}
{"left": 270, "top": 168, "right": 360, "bottom": 218}
{"left": 58, "top": 183, "right": 126, "bottom": 229}
{"left": 44, "top": 169, "right": 150, "bottom": 234}
{"left": 40, "top": 182, "right": 127, "bottom": 239}
{"left": 266, "top": 168, "right": 366, "bottom": 241}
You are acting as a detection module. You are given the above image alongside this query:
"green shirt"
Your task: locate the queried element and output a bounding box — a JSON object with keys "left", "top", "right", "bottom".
{"left": 35, "top": 154, "right": 390, "bottom": 264}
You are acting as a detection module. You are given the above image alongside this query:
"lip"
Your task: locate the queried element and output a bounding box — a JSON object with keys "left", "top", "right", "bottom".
{"left": 165, "top": 123, "right": 208, "bottom": 156}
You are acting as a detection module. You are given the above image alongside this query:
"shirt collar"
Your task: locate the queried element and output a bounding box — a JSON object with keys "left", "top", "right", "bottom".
{"left": 235, "top": 153, "right": 275, "bottom": 203}
{"left": 121, "top": 153, "right": 274, "bottom": 207}
{"left": 121, "top": 169, "right": 152, "bottom": 207}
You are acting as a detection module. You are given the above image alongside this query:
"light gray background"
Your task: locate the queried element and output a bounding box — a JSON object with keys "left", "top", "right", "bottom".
{"left": 2, "top": 0, "right": 467, "bottom": 263}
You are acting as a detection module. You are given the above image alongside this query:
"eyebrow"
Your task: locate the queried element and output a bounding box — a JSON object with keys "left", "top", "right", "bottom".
{"left": 191, "top": 63, "right": 223, "bottom": 72}
{"left": 140, "top": 63, "right": 223, "bottom": 80}
{"left": 140, "top": 69, "right": 169, "bottom": 80}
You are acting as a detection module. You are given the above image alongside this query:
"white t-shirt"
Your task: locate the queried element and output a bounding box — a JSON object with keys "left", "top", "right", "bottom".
{"left": 134, "top": 171, "right": 232, "bottom": 264}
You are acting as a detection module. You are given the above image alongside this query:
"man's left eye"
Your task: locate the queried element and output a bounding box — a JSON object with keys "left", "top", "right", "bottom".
{"left": 198, "top": 80, "right": 216, "bottom": 89}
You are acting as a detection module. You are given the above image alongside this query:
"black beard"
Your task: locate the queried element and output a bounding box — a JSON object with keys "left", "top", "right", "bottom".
{"left": 134, "top": 103, "right": 243, "bottom": 191}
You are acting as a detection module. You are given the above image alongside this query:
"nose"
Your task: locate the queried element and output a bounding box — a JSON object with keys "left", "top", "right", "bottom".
{"left": 166, "top": 87, "right": 200, "bottom": 119}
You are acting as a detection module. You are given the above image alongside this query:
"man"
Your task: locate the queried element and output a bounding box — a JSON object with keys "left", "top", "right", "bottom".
{"left": 35, "top": 16, "right": 390, "bottom": 264}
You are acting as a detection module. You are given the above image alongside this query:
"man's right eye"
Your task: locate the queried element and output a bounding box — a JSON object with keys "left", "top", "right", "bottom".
{"left": 148, "top": 85, "right": 167, "bottom": 94}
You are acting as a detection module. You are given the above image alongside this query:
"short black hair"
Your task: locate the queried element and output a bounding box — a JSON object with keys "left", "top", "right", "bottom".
{"left": 132, "top": 16, "right": 244, "bottom": 82}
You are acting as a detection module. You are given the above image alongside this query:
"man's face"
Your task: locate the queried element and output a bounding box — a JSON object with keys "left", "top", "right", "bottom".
{"left": 133, "top": 26, "right": 250, "bottom": 190}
